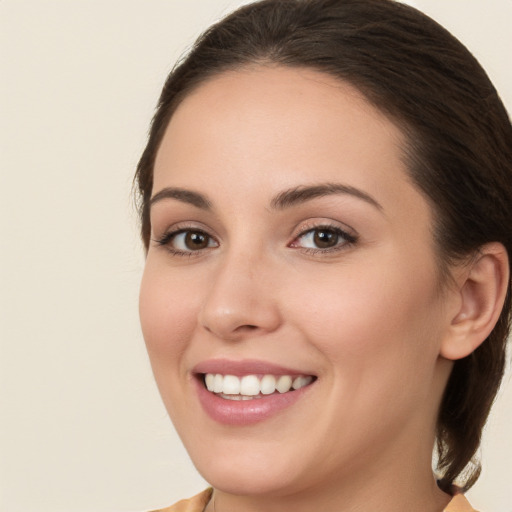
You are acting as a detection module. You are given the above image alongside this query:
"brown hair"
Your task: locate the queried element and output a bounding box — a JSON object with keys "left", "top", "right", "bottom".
{"left": 135, "top": 0, "right": 512, "bottom": 492}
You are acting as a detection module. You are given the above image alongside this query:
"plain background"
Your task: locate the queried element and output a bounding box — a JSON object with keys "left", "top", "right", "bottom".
{"left": 1, "top": 1, "right": 511, "bottom": 511}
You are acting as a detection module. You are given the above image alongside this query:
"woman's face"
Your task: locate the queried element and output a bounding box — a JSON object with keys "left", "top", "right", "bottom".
{"left": 140, "top": 67, "right": 454, "bottom": 496}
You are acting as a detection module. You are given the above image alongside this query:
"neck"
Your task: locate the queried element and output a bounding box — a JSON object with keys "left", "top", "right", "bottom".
{"left": 208, "top": 470, "right": 451, "bottom": 512}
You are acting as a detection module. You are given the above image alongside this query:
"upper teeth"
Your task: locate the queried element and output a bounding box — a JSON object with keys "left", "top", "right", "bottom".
{"left": 204, "top": 373, "right": 313, "bottom": 396}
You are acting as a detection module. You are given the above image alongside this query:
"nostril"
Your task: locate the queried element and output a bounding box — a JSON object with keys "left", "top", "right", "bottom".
{"left": 236, "top": 324, "right": 258, "bottom": 332}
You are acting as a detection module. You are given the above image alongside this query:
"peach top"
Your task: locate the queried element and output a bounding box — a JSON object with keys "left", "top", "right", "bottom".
{"left": 150, "top": 488, "right": 479, "bottom": 511}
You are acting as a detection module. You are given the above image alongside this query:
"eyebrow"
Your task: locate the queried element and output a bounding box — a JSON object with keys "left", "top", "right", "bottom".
{"left": 150, "top": 187, "right": 212, "bottom": 210}
{"left": 149, "top": 182, "right": 383, "bottom": 212}
{"left": 270, "top": 183, "right": 383, "bottom": 211}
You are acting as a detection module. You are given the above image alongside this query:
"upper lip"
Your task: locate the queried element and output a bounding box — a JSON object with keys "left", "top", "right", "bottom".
{"left": 193, "top": 358, "right": 316, "bottom": 377}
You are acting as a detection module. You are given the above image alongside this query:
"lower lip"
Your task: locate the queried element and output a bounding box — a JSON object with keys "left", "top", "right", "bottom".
{"left": 195, "top": 377, "right": 314, "bottom": 426}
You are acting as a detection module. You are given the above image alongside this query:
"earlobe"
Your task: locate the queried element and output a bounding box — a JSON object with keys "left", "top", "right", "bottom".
{"left": 440, "top": 243, "right": 509, "bottom": 361}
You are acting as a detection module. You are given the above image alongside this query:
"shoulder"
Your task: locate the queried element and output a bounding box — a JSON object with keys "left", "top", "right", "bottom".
{"left": 149, "top": 488, "right": 213, "bottom": 512}
{"left": 445, "top": 494, "right": 480, "bottom": 512}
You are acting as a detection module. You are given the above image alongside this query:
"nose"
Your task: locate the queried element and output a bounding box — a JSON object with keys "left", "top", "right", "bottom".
{"left": 198, "top": 251, "right": 282, "bottom": 341}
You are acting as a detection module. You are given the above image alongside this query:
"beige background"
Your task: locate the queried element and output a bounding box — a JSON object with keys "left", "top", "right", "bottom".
{"left": 1, "top": 1, "right": 510, "bottom": 511}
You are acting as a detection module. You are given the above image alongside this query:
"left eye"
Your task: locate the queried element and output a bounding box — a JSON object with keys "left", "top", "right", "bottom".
{"left": 292, "top": 227, "right": 351, "bottom": 250}
{"left": 171, "top": 230, "right": 218, "bottom": 252}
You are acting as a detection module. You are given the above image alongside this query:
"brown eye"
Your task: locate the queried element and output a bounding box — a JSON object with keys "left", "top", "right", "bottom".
{"left": 291, "top": 226, "right": 355, "bottom": 252}
{"left": 163, "top": 229, "right": 218, "bottom": 253}
{"left": 184, "top": 231, "right": 210, "bottom": 250}
{"left": 313, "top": 229, "right": 339, "bottom": 248}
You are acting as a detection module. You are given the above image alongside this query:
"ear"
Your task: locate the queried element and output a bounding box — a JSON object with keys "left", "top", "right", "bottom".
{"left": 440, "top": 242, "right": 509, "bottom": 360}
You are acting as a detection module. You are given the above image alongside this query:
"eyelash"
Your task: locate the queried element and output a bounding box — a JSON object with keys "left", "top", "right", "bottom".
{"left": 291, "top": 224, "right": 358, "bottom": 254}
{"left": 153, "top": 223, "right": 358, "bottom": 257}
{"left": 153, "top": 227, "right": 218, "bottom": 258}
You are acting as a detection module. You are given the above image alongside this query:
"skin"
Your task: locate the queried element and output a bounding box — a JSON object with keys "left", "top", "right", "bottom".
{"left": 140, "top": 66, "right": 465, "bottom": 512}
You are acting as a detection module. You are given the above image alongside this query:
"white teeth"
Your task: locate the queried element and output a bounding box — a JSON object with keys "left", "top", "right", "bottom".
{"left": 292, "top": 375, "right": 313, "bottom": 390}
{"left": 203, "top": 373, "right": 314, "bottom": 398}
{"left": 276, "top": 375, "right": 293, "bottom": 393}
{"left": 205, "top": 373, "right": 215, "bottom": 392}
{"left": 260, "top": 375, "right": 276, "bottom": 395}
{"left": 222, "top": 375, "right": 241, "bottom": 395}
{"left": 240, "top": 375, "right": 260, "bottom": 396}
{"left": 213, "top": 374, "right": 223, "bottom": 393}
{"left": 218, "top": 393, "right": 262, "bottom": 401}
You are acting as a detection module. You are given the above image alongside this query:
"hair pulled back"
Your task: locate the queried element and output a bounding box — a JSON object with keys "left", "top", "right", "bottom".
{"left": 135, "top": 0, "right": 512, "bottom": 492}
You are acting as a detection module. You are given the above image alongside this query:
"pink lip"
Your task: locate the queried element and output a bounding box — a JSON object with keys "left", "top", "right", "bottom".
{"left": 193, "top": 359, "right": 316, "bottom": 426}
{"left": 193, "top": 358, "right": 314, "bottom": 377}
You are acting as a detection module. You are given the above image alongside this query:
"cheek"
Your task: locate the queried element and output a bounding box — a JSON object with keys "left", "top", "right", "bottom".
{"left": 284, "top": 260, "right": 445, "bottom": 445}
{"left": 285, "top": 256, "right": 442, "bottom": 374}
{"left": 139, "top": 261, "right": 199, "bottom": 368}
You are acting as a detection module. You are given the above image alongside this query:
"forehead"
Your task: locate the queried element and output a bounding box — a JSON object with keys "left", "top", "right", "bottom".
{"left": 153, "top": 66, "right": 425, "bottom": 218}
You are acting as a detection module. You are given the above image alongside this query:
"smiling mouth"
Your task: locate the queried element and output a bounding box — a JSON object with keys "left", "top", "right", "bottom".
{"left": 202, "top": 373, "right": 316, "bottom": 400}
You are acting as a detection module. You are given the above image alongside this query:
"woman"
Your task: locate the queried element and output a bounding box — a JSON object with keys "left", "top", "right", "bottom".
{"left": 135, "top": 0, "right": 512, "bottom": 510}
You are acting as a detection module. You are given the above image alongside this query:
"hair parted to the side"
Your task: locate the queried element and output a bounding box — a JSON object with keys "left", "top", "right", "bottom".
{"left": 135, "top": 0, "right": 512, "bottom": 493}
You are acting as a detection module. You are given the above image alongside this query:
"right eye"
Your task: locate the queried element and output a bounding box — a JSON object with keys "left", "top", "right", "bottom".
{"left": 156, "top": 229, "right": 218, "bottom": 255}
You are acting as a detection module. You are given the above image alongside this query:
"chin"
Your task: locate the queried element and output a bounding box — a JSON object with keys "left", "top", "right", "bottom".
{"left": 199, "top": 462, "right": 300, "bottom": 497}
{"left": 187, "top": 440, "right": 308, "bottom": 497}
